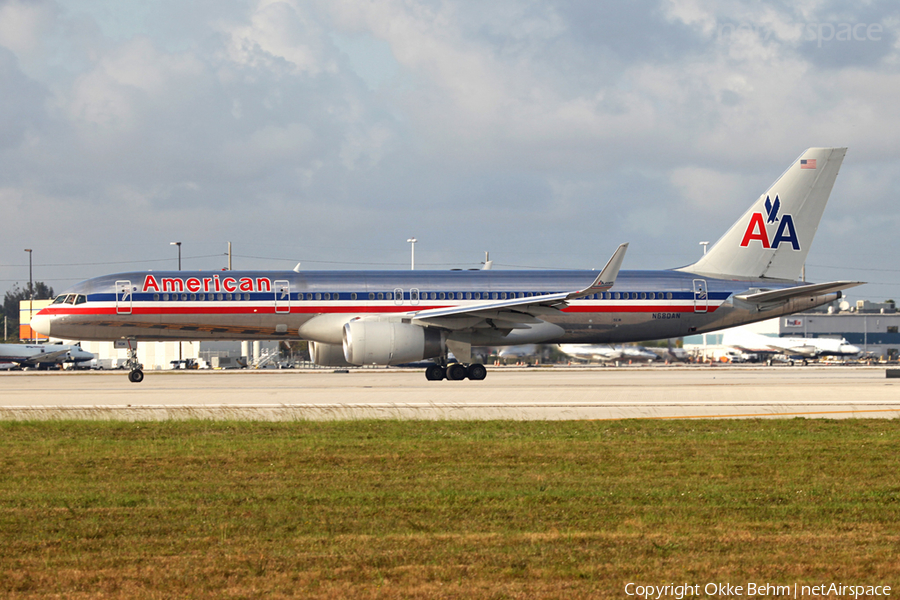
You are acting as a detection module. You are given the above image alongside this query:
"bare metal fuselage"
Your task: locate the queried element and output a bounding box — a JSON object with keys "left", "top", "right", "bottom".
{"left": 36, "top": 268, "right": 840, "bottom": 346}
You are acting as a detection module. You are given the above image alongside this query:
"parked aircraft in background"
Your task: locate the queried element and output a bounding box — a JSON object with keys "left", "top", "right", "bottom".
{"left": 0, "top": 343, "right": 94, "bottom": 370}
{"left": 497, "top": 344, "right": 541, "bottom": 360}
{"left": 721, "top": 329, "right": 861, "bottom": 364}
{"left": 32, "top": 148, "right": 861, "bottom": 383}
{"left": 647, "top": 342, "right": 690, "bottom": 362}
{"left": 558, "top": 344, "right": 658, "bottom": 363}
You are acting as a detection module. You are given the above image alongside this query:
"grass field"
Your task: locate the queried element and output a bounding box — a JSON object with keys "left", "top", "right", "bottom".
{"left": 1, "top": 419, "right": 899, "bottom": 599}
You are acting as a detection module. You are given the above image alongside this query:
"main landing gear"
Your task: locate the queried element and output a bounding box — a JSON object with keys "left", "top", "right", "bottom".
{"left": 125, "top": 340, "right": 144, "bottom": 383}
{"left": 424, "top": 362, "right": 487, "bottom": 381}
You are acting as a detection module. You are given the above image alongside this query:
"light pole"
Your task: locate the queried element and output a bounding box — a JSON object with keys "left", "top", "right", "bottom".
{"left": 169, "top": 242, "right": 182, "bottom": 363}
{"left": 407, "top": 238, "right": 417, "bottom": 270}
{"left": 170, "top": 242, "right": 182, "bottom": 270}
{"left": 24, "top": 249, "right": 32, "bottom": 342}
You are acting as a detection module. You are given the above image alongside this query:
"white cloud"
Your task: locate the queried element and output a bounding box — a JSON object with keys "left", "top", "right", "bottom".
{"left": 0, "top": 0, "right": 898, "bottom": 302}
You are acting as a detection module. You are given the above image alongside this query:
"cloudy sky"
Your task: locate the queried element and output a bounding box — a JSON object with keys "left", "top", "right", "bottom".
{"left": 1, "top": 0, "right": 898, "bottom": 304}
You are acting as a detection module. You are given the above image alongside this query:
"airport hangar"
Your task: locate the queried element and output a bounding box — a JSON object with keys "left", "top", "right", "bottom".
{"left": 684, "top": 299, "right": 900, "bottom": 361}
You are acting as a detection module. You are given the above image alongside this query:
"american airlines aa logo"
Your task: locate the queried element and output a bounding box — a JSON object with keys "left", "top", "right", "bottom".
{"left": 739, "top": 194, "right": 800, "bottom": 250}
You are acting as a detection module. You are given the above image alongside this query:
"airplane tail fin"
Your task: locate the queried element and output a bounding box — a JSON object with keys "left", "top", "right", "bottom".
{"left": 678, "top": 147, "right": 847, "bottom": 280}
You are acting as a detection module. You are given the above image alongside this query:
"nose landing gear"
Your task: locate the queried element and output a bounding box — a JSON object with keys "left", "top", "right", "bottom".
{"left": 125, "top": 340, "right": 144, "bottom": 383}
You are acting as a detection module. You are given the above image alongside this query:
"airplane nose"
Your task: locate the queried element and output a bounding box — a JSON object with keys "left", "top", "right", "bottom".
{"left": 31, "top": 313, "right": 51, "bottom": 337}
{"left": 843, "top": 344, "right": 861, "bottom": 355}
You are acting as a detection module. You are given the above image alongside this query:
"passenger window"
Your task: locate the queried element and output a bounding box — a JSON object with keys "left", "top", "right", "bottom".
{"left": 640, "top": 292, "right": 646, "bottom": 300}
{"left": 351, "top": 293, "right": 357, "bottom": 300}
{"left": 324, "top": 293, "right": 330, "bottom": 300}
{"left": 666, "top": 292, "right": 673, "bottom": 300}
{"left": 154, "top": 294, "right": 159, "bottom": 301}
{"left": 217, "top": 293, "right": 223, "bottom": 301}
{"left": 369, "top": 292, "right": 375, "bottom": 300}
{"left": 199, "top": 294, "right": 205, "bottom": 301}
{"left": 190, "top": 294, "right": 197, "bottom": 301}
{"left": 439, "top": 292, "right": 446, "bottom": 300}
{"left": 614, "top": 292, "right": 620, "bottom": 300}
{"left": 377, "top": 292, "right": 384, "bottom": 300}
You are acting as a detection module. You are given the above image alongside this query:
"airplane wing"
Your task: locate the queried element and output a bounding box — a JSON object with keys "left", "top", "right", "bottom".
{"left": 409, "top": 243, "right": 628, "bottom": 330}
{"left": 16, "top": 348, "right": 73, "bottom": 365}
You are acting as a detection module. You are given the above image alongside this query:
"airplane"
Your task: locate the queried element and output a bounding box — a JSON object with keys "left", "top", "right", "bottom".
{"left": 0, "top": 342, "right": 95, "bottom": 370}
{"left": 497, "top": 344, "right": 541, "bottom": 360}
{"left": 558, "top": 344, "right": 658, "bottom": 363}
{"left": 31, "top": 147, "right": 862, "bottom": 383}
{"left": 720, "top": 329, "right": 861, "bottom": 364}
{"left": 647, "top": 341, "right": 690, "bottom": 362}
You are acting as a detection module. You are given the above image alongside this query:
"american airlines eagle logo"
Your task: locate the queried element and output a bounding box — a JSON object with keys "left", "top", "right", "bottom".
{"left": 764, "top": 195, "right": 780, "bottom": 223}
{"left": 740, "top": 194, "right": 800, "bottom": 250}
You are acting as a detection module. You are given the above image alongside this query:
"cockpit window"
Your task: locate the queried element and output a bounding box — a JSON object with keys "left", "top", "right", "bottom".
{"left": 51, "top": 294, "right": 84, "bottom": 305}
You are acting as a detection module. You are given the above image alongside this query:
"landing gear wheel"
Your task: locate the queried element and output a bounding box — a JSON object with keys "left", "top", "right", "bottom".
{"left": 425, "top": 365, "right": 446, "bottom": 381}
{"left": 466, "top": 363, "right": 487, "bottom": 381}
{"left": 446, "top": 363, "right": 468, "bottom": 381}
{"left": 128, "top": 369, "right": 144, "bottom": 383}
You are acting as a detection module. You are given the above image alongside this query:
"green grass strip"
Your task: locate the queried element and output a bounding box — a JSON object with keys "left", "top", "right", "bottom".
{"left": 1, "top": 419, "right": 898, "bottom": 598}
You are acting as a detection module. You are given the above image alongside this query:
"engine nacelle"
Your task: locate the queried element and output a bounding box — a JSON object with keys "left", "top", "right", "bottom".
{"left": 343, "top": 321, "right": 445, "bottom": 366}
{"left": 309, "top": 341, "right": 353, "bottom": 367}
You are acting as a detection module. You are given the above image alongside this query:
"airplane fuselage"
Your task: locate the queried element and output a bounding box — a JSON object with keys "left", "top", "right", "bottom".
{"left": 34, "top": 268, "right": 840, "bottom": 346}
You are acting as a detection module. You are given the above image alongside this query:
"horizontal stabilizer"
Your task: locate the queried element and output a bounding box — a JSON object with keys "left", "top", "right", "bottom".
{"left": 734, "top": 280, "right": 864, "bottom": 305}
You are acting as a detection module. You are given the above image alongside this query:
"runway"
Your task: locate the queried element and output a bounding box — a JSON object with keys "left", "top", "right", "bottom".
{"left": 1, "top": 365, "right": 898, "bottom": 421}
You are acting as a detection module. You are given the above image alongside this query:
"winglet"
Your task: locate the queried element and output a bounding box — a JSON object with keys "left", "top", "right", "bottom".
{"left": 568, "top": 243, "right": 628, "bottom": 300}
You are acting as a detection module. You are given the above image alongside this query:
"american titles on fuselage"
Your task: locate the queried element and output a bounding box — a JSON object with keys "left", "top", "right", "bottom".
{"left": 142, "top": 274, "right": 272, "bottom": 294}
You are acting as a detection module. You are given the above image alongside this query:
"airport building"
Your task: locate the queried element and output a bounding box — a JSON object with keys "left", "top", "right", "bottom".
{"left": 18, "top": 299, "right": 51, "bottom": 341}
{"left": 684, "top": 300, "right": 900, "bottom": 361}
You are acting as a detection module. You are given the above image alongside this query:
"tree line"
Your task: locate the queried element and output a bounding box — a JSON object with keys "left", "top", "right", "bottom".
{"left": 2, "top": 282, "right": 54, "bottom": 342}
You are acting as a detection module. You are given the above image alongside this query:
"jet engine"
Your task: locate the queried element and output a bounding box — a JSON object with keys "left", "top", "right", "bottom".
{"left": 343, "top": 321, "right": 445, "bottom": 366}
{"left": 309, "top": 341, "right": 353, "bottom": 367}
